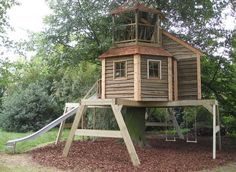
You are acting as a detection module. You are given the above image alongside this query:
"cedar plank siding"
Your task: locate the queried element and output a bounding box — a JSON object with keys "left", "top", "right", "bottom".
{"left": 141, "top": 55, "right": 169, "bottom": 101}
{"left": 162, "top": 34, "right": 198, "bottom": 100}
{"left": 162, "top": 35, "right": 195, "bottom": 60}
{"left": 178, "top": 58, "right": 198, "bottom": 100}
{"left": 105, "top": 56, "right": 134, "bottom": 99}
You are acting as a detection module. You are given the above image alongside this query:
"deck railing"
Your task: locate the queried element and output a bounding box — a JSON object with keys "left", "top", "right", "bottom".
{"left": 113, "top": 23, "right": 157, "bottom": 44}
{"left": 83, "top": 79, "right": 101, "bottom": 99}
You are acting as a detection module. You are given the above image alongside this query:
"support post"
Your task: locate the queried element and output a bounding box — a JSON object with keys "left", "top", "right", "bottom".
{"left": 213, "top": 104, "right": 216, "bottom": 159}
{"left": 111, "top": 104, "right": 140, "bottom": 166}
{"left": 63, "top": 105, "right": 86, "bottom": 157}
{"left": 168, "top": 57, "right": 173, "bottom": 101}
{"left": 55, "top": 106, "right": 68, "bottom": 144}
{"left": 134, "top": 55, "right": 141, "bottom": 101}
{"left": 101, "top": 59, "right": 106, "bottom": 99}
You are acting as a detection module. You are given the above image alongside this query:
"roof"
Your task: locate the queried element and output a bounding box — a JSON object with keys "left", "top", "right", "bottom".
{"left": 162, "top": 30, "right": 204, "bottom": 56}
{"left": 99, "top": 45, "right": 172, "bottom": 59}
{"left": 111, "top": 3, "right": 164, "bottom": 18}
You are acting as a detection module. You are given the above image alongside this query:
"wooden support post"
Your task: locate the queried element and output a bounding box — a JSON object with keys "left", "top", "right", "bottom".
{"left": 55, "top": 106, "right": 68, "bottom": 144}
{"left": 101, "top": 59, "right": 106, "bottom": 99}
{"left": 168, "top": 57, "right": 173, "bottom": 101}
{"left": 55, "top": 121, "right": 66, "bottom": 144}
{"left": 197, "top": 55, "right": 202, "bottom": 99}
{"left": 111, "top": 104, "right": 140, "bottom": 166}
{"left": 135, "top": 11, "right": 138, "bottom": 43}
{"left": 63, "top": 105, "right": 86, "bottom": 157}
{"left": 213, "top": 104, "right": 216, "bottom": 159}
{"left": 173, "top": 60, "right": 178, "bottom": 100}
{"left": 134, "top": 55, "right": 141, "bottom": 101}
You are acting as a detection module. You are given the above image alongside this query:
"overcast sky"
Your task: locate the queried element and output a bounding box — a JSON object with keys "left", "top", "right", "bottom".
{"left": 7, "top": 0, "right": 51, "bottom": 41}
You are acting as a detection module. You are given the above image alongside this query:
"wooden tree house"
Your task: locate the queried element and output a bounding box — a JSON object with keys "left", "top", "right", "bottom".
{"left": 100, "top": 3, "right": 202, "bottom": 101}
{"left": 62, "top": 2, "right": 221, "bottom": 167}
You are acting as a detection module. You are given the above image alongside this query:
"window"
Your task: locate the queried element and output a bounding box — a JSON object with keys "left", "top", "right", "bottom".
{"left": 114, "top": 61, "right": 126, "bottom": 79}
{"left": 147, "top": 60, "right": 161, "bottom": 79}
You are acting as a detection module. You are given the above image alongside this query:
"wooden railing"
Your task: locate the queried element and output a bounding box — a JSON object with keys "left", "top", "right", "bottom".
{"left": 114, "top": 23, "right": 136, "bottom": 42}
{"left": 113, "top": 23, "right": 158, "bottom": 44}
{"left": 83, "top": 79, "right": 101, "bottom": 99}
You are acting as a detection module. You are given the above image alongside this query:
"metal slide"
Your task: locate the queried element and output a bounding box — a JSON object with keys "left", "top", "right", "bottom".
{"left": 6, "top": 105, "right": 80, "bottom": 148}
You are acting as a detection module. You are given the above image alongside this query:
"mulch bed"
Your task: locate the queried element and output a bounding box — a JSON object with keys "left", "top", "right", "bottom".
{"left": 30, "top": 137, "right": 236, "bottom": 172}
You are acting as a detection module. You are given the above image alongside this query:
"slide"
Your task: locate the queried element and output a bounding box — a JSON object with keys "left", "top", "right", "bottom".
{"left": 6, "top": 105, "right": 80, "bottom": 148}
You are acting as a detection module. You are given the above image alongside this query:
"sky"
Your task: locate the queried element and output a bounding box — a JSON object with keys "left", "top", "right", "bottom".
{"left": 3, "top": 0, "right": 236, "bottom": 61}
{"left": 7, "top": 0, "right": 51, "bottom": 41}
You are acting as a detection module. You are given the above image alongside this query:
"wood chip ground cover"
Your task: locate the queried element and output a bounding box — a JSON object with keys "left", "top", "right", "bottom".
{"left": 30, "top": 137, "right": 236, "bottom": 172}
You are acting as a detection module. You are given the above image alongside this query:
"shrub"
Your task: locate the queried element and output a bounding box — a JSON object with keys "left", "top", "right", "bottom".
{"left": 0, "top": 82, "right": 59, "bottom": 132}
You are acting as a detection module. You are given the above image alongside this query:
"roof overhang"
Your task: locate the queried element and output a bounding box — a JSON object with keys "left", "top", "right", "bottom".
{"left": 99, "top": 45, "right": 172, "bottom": 59}
{"left": 111, "top": 3, "right": 164, "bottom": 19}
{"left": 162, "top": 30, "right": 204, "bottom": 57}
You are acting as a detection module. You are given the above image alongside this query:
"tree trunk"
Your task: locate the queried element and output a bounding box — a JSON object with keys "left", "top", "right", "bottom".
{"left": 122, "top": 107, "right": 146, "bottom": 147}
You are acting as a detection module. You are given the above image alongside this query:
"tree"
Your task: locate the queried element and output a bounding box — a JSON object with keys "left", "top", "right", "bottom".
{"left": 0, "top": 0, "right": 18, "bottom": 48}
{"left": 0, "top": 81, "right": 59, "bottom": 132}
{"left": 23, "top": 0, "right": 236, "bottom": 140}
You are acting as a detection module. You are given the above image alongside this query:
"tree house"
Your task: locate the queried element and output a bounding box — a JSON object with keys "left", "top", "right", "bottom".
{"left": 62, "top": 2, "right": 221, "bottom": 167}
{"left": 99, "top": 2, "right": 203, "bottom": 101}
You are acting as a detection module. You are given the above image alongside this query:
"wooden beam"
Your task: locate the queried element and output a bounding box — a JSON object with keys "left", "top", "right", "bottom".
{"left": 135, "top": 11, "right": 138, "bottom": 44}
{"left": 111, "top": 104, "right": 140, "bottom": 166}
{"left": 65, "top": 103, "right": 80, "bottom": 108}
{"left": 102, "top": 59, "right": 106, "bottom": 99}
{"left": 134, "top": 55, "right": 141, "bottom": 101}
{"left": 168, "top": 57, "right": 173, "bottom": 101}
{"left": 115, "top": 98, "right": 217, "bottom": 108}
{"left": 63, "top": 105, "right": 86, "bottom": 157}
{"left": 75, "top": 129, "right": 122, "bottom": 138}
{"left": 197, "top": 54, "right": 202, "bottom": 99}
{"left": 82, "top": 99, "right": 114, "bottom": 106}
{"left": 173, "top": 60, "right": 178, "bottom": 100}
{"left": 213, "top": 104, "right": 216, "bottom": 159}
{"left": 55, "top": 106, "right": 68, "bottom": 144}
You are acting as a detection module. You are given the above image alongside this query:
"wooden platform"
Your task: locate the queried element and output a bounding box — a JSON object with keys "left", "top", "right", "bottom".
{"left": 59, "top": 98, "right": 221, "bottom": 167}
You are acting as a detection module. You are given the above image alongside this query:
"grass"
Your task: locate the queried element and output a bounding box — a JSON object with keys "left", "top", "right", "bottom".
{"left": 201, "top": 163, "right": 236, "bottom": 172}
{"left": 0, "top": 165, "right": 59, "bottom": 172}
{"left": 0, "top": 128, "right": 75, "bottom": 153}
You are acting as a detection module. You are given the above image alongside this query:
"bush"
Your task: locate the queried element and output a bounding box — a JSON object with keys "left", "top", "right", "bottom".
{"left": 0, "top": 82, "right": 59, "bottom": 132}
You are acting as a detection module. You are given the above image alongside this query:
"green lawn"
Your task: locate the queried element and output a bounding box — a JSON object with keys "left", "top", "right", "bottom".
{"left": 0, "top": 128, "right": 72, "bottom": 153}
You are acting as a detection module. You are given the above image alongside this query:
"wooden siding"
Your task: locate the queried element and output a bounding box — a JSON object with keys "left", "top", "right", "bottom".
{"left": 162, "top": 34, "right": 200, "bottom": 100}
{"left": 140, "top": 55, "right": 169, "bottom": 101}
{"left": 162, "top": 35, "right": 196, "bottom": 60}
{"left": 178, "top": 58, "right": 198, "bottom": 100}
{"left": 105, "top": 56, "right": 134, "bottom": 99}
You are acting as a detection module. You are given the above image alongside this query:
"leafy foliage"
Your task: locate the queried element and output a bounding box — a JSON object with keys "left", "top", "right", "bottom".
{"left": 0, "top": 81, "right": 59, "bottom": 132}
{"left": 0, "top": 0, "right": 236, "bottom": 133}
{"left": 52, "top": 61, "right": 100, "bottom": 105}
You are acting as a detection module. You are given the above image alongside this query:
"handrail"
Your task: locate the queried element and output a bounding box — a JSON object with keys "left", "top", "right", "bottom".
{"left": 83, "top": 79, "right": 101, "bottom": 100}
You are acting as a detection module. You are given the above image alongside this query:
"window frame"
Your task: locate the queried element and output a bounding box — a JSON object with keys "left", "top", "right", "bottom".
{"left": 113, "top": 60, "right": 128, "bottom": 80}
{"left": 147, "top": 59, "right": 162, "bottom": 79}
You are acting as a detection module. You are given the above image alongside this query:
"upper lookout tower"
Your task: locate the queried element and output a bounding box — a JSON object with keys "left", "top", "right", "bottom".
{"left": 111, "top": 2, "right": 164, "bottom": 47}
{"left": 100, "top": 1, "right": 203, "bottom": 101}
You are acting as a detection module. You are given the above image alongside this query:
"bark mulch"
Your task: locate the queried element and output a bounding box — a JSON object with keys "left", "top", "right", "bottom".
{"left": 30, "top": 137, "right": 236, "bottom": 172}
